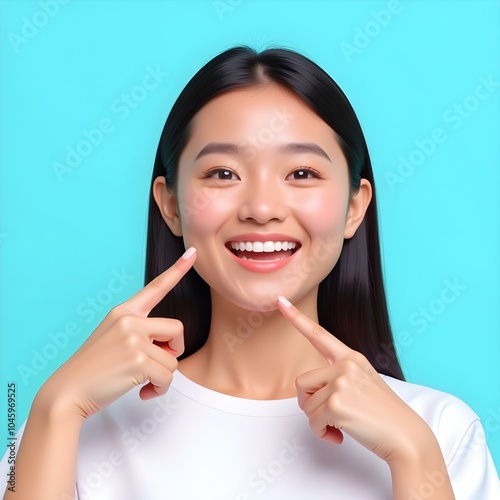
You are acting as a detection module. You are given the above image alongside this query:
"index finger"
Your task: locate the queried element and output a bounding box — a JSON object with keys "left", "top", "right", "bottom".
{"left": 127, "top": 247, "right": 197, "bottom": 315}
{"left": 276, "top": 295, "right": 351, "bottom": 364}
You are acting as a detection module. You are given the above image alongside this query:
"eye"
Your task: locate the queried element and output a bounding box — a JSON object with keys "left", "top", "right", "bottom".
{"left": 205, "top": 168, "right": 240, "bottom": 181}
{"left": 286, "top": 167, "right": 321, "bottom": 180}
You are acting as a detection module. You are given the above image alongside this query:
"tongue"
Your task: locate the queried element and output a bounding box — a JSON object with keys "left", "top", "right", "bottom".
{"left": 235, "top": 249, "right": 293, "bottom": 260}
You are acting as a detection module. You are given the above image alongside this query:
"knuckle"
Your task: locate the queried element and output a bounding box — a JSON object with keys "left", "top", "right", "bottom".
{"left": 150, "top": 385, "right": 164, "bottom": 397}
{"left": 115, "top": 314, "right": 136, "bottom": 332}
{"left": 149, "top": 274, "right": 166, "bottom": 290}
{"left": 123, "top": 331, "right": 141, "bottom": 351}
{"left": 169, "top": 357, "right": 179, "bottom": 372}
{"left": 154, "top": 384, "right": 168, "bottom": 397}
{"left": 308, "top": 416, "right": 316, "bottom": 431}
{"left": 295, "top": 373, "right": 307, "bottom": 389}
{"left": 159, "top": 370, "right": 174, "bottom": 389}
{"left": 165, "top": 370, "right": 174, "bottom": 385}
{"left": 340, "top": 358, "right": 359, "bottom": 375}
{"left": 326, "top": 392, "right": 342, "bottom": 414}
{"left": 301, "top": 399, "right": 313, "bottom": 417}
{"left": 345, "top": 351, "right": 376, "bottom": 379}
{"left": 311, "top": 323, "right": 324, "bottom": 337}
{"left": 297, "top": 397, "right": 305, "bottom": 411}
{"left": 332, "top": 374, "right": 351, "bottom": 392}
{"left": 168, "top": 318, "right": 184, "bottom": 333}
{"left": 348, "top": 350, "right": 367, "bottom": 364}
{"left": 131, "top": 351, "right": 147, "bottom": 368}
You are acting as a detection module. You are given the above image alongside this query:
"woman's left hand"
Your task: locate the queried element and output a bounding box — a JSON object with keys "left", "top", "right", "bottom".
{"left": 276, "top": 296, "right": 434, "bottom": 465}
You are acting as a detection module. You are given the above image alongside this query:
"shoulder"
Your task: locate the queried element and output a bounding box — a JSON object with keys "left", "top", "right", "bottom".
{"left": 381, "top": 376, "right": 500, "bottom": 496}
{"left": 380, "top": 375, "right": 479, "bottom": 465}
{"left": 381, "top": 375, "right": 478, "bottom": 425}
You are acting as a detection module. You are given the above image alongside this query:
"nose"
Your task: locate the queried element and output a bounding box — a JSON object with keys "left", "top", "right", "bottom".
{"left": 237, "top": 176, "right": 289, "bottom": 224}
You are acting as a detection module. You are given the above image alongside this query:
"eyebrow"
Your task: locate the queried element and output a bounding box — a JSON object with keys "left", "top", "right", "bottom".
{"left": 194, "top": 142, "right": 331, "bottom": 162}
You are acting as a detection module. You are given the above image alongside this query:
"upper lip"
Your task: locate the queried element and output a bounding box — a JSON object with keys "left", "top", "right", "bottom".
{"left": 225, "top": 233, "right": 300, "bottom": 244}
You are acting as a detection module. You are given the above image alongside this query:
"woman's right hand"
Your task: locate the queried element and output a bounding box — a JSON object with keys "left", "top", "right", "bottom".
{"left": 36, "top": 247, "right": 197, "bottom": 420}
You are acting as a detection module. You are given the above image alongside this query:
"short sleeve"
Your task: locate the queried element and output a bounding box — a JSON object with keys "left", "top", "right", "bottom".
{"left": 447, "top": 419, "right": 500, "bottom": 499}
{"left": 380, "top": 375, "right": 500, "bottom": 499}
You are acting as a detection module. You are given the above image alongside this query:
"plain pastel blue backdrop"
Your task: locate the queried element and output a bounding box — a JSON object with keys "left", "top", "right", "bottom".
{"left": 1, "top": 0, "right": 499, "bottom": 472}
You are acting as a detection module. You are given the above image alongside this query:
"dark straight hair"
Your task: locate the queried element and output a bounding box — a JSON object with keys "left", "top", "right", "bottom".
{"left": 145, "top": 45, "right": 404, "bottom": 380}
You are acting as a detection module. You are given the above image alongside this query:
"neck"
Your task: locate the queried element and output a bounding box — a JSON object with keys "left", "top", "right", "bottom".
{"left": 178, "top": 288, "right": 328, "bottom": 399}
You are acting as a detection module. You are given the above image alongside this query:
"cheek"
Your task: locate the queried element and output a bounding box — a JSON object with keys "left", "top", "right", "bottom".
{"left": 291, "top": 190, "right": 349, "bottom": 282}
{"left": 292, "top": 189, "right": 348, "bottom": 236}
{"left": 177, "top": 186, "right": 235, "bottom": 238}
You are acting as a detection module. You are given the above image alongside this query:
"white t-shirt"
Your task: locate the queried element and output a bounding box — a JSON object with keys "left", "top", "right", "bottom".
{"left": 2, "top": 372, "right": 499, "bottom": 499}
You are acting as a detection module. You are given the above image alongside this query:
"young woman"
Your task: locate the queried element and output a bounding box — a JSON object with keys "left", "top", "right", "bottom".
{"left": 2, "top": 46, "right": 499, "bottom": 499}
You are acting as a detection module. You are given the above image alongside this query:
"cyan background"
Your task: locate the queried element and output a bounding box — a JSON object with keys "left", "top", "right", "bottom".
{"left": 1, "top": 0, "right": 499, "bottom": 471}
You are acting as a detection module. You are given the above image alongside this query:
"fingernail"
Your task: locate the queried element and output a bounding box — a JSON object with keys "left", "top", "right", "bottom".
{"left": 182, "top": 247, "right": 196, "bottom": 260}
{"left": 277, "top": 296, "right": 292, "bottom": 308}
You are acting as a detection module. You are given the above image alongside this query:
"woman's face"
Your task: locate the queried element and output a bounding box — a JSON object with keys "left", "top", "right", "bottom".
{"left": 156, "top": 84, "right": 370, "bottom": 312}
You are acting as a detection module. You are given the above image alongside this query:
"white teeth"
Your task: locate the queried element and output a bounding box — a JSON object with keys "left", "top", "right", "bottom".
{"left": 253, "top": 241, "right": 264, "bottom": 252}
{"left": 263, "top": 241, "right": 274, "bottom": 252}
{"left": 230, "top": 240, "right": 297, "bottom": 252}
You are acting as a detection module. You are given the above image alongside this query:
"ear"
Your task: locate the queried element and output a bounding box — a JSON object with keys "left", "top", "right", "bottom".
{"left": 153, "top": 176, "right": 183, "bottom": 237}
{"left": 344, "top": 179, "right": 372, "bottom": 239}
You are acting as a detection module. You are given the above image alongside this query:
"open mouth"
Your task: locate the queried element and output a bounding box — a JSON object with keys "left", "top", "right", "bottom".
{"left": 226, "top": 240, "right": 300, "bottom": 261}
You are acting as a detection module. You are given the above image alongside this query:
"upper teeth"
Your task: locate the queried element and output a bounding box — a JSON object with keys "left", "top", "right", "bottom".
{"left": 230, "top": 241, "right": 297, "bottom": 252}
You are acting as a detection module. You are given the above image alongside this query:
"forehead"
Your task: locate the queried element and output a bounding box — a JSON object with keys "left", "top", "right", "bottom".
{"left": 181, "top": 84, "right": 345, "bottom": 161}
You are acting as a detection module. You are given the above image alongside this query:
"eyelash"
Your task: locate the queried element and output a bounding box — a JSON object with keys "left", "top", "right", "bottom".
{"left": 204, "top": 166, "right": 323, "bottom": 181}
{"left": 287, "top": 166, "right": 322, "bottom": 180}
{"left": 204, "top": 167, "right": 239, "bottom": 180}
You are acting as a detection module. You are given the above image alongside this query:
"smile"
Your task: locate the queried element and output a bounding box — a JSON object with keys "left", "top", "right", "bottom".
{"left": 229, "top": 240, "right": 297, "bottom": 260}
{"left": 225, "top": 236, "right": 300, "bottom": 272}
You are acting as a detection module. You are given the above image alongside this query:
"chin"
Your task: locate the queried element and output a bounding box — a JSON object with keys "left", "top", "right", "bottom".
{"left": 230, "top": 293, "right": 282, "bottom": 314}
{"left": 216, "top": 280, "right": 313, "bottom": 314}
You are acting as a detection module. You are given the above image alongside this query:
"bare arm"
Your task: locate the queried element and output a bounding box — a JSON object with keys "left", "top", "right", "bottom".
{"left": 276, "top": 296, "right": 455, "bottom": 500}
{"left": 388, "top": 424, "right": 454, "bottom": 500}
{"left": 4, "top": 248, "right": 196, "bottom": 499}
{"left": 4, "top": 392, "right": 84, "bottom": 500}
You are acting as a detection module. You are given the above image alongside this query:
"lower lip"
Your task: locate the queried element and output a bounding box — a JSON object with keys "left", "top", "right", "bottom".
{"left": 226, "top": 247, "right": 298, "bottom": 273}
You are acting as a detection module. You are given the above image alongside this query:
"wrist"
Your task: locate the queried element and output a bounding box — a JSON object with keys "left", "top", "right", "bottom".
{"left": 33, "top": 379, "right": 87, "bottom": 426}
{"left": 383, "top": 412, "right": 436, "bottom": 464}
{"left": 387, "top": 425, "right": 454, "bottom": 500}
{"left": 387, "top": 420, "right": 439, "bottom": 469}
{"left": 9, "top": 379, "right": 85, "bottom": 499}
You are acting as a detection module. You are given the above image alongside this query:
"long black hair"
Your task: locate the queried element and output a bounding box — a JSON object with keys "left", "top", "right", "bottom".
{"left": 145, "top": 45, "right": 405, "bottom": 380}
